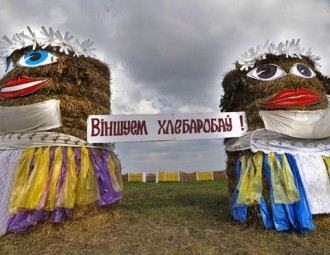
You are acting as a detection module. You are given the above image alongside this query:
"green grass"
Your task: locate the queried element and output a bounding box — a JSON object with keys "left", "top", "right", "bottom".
{"left": 0, "top": 180, "right": 329, "bottom": 255}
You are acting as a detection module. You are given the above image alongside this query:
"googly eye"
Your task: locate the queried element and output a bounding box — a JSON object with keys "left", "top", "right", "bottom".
{"left": 247, "top": 64, "right": 287, "bottom": 81}
{"left": 5, "top": 57, "right": 15, "bottom": 73}
{"left": 17, "top": 50, "right": 58, "bottom": 67}
{"left": 290, "top": 63, "right": 316, "bottom": 78}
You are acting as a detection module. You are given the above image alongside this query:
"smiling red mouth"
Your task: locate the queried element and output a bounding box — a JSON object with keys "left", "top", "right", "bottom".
{"left": 261, "top": 88, "right": 322, "bottom": 108}
{"left": 0, "top": 76, "right": 51, "bottom": 99}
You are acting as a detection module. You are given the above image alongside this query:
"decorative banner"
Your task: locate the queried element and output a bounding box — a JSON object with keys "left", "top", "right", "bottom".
{"left": 87, "top": 112, "right": 247, "bottom": 143}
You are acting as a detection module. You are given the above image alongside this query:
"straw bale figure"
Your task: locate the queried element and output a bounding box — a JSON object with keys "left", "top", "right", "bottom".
{"left": 220, "top": 39, "right": 330, "bottom": 232}
{"left": 0, "top": 26, "right": 122, "bottom": 235}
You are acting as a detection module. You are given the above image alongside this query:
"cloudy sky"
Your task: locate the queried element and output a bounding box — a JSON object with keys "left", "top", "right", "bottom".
{"left": 1, "top": 0, "right": 330, "bottom": 173}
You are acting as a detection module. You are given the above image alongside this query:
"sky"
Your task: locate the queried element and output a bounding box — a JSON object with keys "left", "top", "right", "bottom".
{"left": 1, "top": 0, "right": 330, "bottom": 173}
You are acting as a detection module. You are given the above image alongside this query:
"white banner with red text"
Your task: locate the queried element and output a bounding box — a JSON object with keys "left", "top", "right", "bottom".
{"left": 87, "top": 112, "right": 247, "bottom": 143}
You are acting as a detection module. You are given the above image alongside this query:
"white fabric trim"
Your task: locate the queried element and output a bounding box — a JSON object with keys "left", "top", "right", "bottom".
{"left": 251, "top": 129, "right": 330, "bottom": 156}
{"left": 0, "top": 132, "right": 88, "bottom": 149}
{"left": 0, "top": 99, "right": 62, "bottom": 134}
{"left": 259, "top": 107, "right": 330, "bottom": 139}
{"left": 225, "top": 131, "right": 252, "bottom": 151}
{"left": 0, "top": 150, "right": 23, "bottom": 236}
{"left": 0, "top": 132, "right": 87, "bottom": 150}
{"left": 251, "top": 129, "right": 330, "bottom": 214}
{"left": 0, "top": 131, "right": 114, "bottom": 151}
{"left": 295, "top": 155, "right": 330, "bottom": 214}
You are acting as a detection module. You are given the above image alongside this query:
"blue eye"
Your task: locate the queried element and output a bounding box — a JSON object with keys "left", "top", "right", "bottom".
{"left": 17, "top": 50, "right": 58, "bottom": 67}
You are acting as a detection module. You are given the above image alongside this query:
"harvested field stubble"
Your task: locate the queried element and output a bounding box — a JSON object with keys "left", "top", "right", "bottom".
{"left": 0, "top": 180, "right": 329, "bottom": 255}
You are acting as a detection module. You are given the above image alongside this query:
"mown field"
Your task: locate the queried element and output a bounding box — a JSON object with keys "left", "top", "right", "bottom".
{"left": 0, "top": 180, "right": 329, "bottom": 255}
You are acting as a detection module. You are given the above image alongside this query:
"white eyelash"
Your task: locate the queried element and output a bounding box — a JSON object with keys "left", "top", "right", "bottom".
{"left": 0, "top": 26, "right": 97, "bottom": 69}
{"left": 237, "top": 39, "right": 320, "bottom": 71}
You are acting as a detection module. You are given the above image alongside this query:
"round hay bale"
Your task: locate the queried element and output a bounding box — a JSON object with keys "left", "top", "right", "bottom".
{"left": 220, "top": 40, "right": 330, "bottom": 231}
{"left": 0, "top": 27, "right": 122, "bottom": 235}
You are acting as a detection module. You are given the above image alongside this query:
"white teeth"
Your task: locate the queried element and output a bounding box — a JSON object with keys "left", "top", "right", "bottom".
{"left": 1, "top": 80, "right": 47, "bottom": 92}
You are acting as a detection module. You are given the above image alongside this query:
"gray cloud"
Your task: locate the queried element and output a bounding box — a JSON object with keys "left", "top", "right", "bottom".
{"left": 1, "top": 0, "right": 330, "bottom": 173}
{"left": 108, "top": 0, "right": 330, "bottom": 113}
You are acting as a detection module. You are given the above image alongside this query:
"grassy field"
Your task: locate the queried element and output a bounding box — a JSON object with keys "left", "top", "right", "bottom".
{"left": 0, "top": 180, "right": 329, "bottom": 255}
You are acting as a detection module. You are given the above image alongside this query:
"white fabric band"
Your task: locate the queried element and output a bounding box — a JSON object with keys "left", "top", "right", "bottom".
{"left": 251, "top": 129, "right": 330, "bottom": 156}
{"left": 0, "top": 99, "right": 62, "bottom": 134}
{"left": 259, "top": 107, "right": 330, "bottom": 139}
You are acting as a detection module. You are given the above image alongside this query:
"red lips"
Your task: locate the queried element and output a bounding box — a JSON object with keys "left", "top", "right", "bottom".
{"left": 262, "top": 88, "right": 322, "bottom": 108}
{"left": 0, "top": 76, "right": 51, "bottom": 98}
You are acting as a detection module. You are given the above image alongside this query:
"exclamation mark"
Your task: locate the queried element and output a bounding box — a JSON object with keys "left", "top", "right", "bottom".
{"left": 239, "top": 115, "right": 244, "bottom": 131}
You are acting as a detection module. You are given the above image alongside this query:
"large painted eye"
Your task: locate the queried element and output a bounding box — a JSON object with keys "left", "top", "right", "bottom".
{"left": 17, "top": 50, "right": 58, "bottom": 67}
{"left": 290, "top": 63, "right": 316, "bottom": 78}
{"left": 247, "top": 64, "right": 286, "bottom": 81}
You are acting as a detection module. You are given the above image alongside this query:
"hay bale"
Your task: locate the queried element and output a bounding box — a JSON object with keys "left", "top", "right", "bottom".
{"left": 220, "top": 42, "right": 330, "bottom": 230}
{"left": 0, "top": 27, "right": 123, "bottom": 235}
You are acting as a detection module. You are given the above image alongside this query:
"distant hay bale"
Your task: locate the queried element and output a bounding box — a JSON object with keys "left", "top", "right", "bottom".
{"left": 146, "top": 173, "right": 156, "bottom": 182}
{"left": 180, "top": 172, "right": 197, "bottom": 181}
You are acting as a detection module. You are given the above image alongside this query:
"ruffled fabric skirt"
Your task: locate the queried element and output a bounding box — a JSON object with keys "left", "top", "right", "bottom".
{"left": 229, "top": 129, "right": 330, "bottom": 234}
{"left": 0, "top": 146, "right": 123, "bottom": 235}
